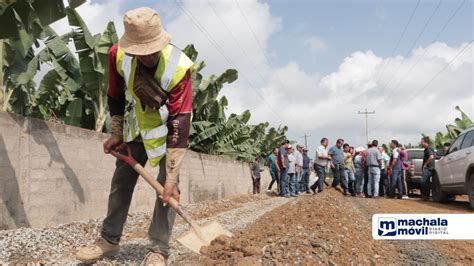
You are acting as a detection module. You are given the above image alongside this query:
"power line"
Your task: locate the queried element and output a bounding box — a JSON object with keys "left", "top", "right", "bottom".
{"left": 372, "top": 0, "right": 421, "bottom": 85}
{"left": 376, "top": 0, "right": 467, "bottom": 108}
{"left": 233, "top": 0, "right": 295, "bottom": 99}
{"left": 206, "top": 0, "right": 268, "bottom": 86}
{"left": 173, "top": 0, "right": 286, "bottom": 125}
{"left": 371, "top": 40, "right": 473, "bottom": 132}
{"left": 370, "top": 0, "right": 443, "bottom": 111}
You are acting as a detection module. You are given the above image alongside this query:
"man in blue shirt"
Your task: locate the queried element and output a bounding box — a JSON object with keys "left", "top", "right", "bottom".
{"left": 329, "top": 138, "right": 348, "bottom": 194}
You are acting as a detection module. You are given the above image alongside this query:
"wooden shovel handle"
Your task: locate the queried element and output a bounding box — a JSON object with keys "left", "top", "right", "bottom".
{"left": 110, "top": 146, "right": 195, "bottom": 226}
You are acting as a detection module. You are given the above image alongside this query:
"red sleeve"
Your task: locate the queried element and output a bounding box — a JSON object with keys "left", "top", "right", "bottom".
{"left": 166, "top": 71, "right": 193, "bottom": 116}
{"left": 107, "top": 44, "right": 126, "bottom": 100}
{"left": 166, "top": 71, "right": 192, "bottom": 148}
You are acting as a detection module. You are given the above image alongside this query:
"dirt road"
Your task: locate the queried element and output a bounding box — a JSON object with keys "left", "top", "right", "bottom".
{"left": 176, "top": 190, "right": 474, "bottom": 265}
{"left": 1, "top": 190, "right": 473, "bottom": 264}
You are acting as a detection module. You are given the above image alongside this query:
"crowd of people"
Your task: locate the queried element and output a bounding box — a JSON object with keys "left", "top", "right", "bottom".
{"left": 251, "top": 136, "right": 436, "bottom": 201}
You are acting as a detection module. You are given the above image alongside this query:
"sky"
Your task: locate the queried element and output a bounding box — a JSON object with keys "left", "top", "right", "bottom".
{"left": 50, "top": 0, "right": 473, "bottom": 153}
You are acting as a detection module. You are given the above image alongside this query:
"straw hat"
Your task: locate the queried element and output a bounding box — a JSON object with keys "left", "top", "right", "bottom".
{"left": 119, "top": 7, "right": 171, "bottom": 55}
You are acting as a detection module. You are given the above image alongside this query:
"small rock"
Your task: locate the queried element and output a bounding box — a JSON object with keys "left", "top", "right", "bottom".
{"left": 242, "top": 246, "right": 261, "bottom": 257}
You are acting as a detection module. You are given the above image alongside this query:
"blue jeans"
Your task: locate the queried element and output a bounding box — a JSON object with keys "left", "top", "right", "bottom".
{"left": 279, "top": 168, "right": 289, "bottom": 196}
{"left": 344, "top": 169, "right": 355, "bottom": 195}
{"left": 367, "top": 167, "right": 381, "bottom": 197}
{"left": 295, "top": 170, "right": 302, "bottom": 193}
{"left": 289, "top": 173, "right": 297, "bottom": 195}
{"left": 301, "top": 168, "right": 310, "bottom": 192}
{"left": 355, "top": 168, "right": 364, "bottom": 193}
{"left": 311, "top": 164, "right": 326, "bottom": 192}
{"left": 332, "top": 164, "right": 348, "bottom": 192}
{"left": 268, "top": 168, "right": 279, "bottom": 191}
{"left": 421, "top": 168, "right": 434, "bottom": 198}
{"left": 389, "top": 168, "right": 403, "bottom": 198}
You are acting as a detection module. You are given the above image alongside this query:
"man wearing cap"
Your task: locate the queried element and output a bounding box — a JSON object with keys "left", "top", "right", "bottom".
{"left": 75, "top": 7, "right": 194, "bottom": 264}
{"left": 294, "top": 144, "right": 304, "bottom": 194}
{"left": 301, "top": 148, "right": 311, "bottom": 193}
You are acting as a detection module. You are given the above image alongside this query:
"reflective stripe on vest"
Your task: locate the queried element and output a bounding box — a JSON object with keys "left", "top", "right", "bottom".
{"left": 161, "top": 47, "right": 181, "bottom": 91}
{"left": 116, "top": 44, "right": 194, "bottom": 167}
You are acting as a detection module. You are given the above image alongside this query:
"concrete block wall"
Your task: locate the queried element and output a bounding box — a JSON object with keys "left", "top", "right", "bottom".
{"left": 0, "top": 112, "right": 271, "bottom": 229}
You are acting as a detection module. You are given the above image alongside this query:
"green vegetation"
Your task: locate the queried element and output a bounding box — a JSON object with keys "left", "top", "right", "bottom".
{"left": 183, "top": 45, "right": 288, "bottom": 161}
{"left": 1, "top": 4, "right": 287, "bottom": 161}
{"left": 431, "top": 106, "right": 473, "bottom": 149}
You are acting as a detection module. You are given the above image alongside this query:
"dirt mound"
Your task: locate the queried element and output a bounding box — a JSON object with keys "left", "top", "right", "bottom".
{"left": 197, "top": 189, "right": 400, "bottom": 265}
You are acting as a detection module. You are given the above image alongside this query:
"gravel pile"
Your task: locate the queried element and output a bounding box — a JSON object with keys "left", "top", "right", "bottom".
{"left": 0, "top": 194, "right": 291, "bottom": 264}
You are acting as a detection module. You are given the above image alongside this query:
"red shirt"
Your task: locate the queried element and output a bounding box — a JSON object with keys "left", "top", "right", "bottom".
{"left": 107, "top": 44, "right": 192, "bottom": 148}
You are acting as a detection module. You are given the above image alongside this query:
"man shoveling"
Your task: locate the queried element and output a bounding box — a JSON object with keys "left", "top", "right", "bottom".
{"left": 75, "top": 7, "right": 194, "bottom": 265}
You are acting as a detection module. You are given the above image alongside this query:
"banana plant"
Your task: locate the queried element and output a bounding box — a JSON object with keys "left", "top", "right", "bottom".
{"left": 64, "top": 7, "right": 118, "bottom": 131}
{"left": 428, "top": 106, "right": 473, "bottom": 149}
{"left": 0, "top": 0, "right": 85, "bottom": 112}
{"left": 183, "top": 44, "right": 288, "bottom": 161}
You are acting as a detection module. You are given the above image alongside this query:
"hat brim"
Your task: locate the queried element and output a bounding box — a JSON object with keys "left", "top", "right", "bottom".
{"left": 119, "top": 30, "right": 171, "bottom": 56}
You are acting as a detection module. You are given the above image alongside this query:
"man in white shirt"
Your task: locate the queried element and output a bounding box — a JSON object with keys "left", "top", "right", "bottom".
{"left": 387, "top": 140, "right": 403, "bottom": 198}
{"left": 287, "top": 146, "right": 298, "bottom": 197}
{"left": 294, "top": 144, "right": 304, "bottom": 194}
{"left": 310, "top": 138, "right": 332, "bottom": 194}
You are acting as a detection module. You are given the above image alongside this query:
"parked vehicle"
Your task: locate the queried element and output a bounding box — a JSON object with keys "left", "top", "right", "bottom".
{"left": 434, "top": 126, "right": 474, "bottom": 209}
{"left": 406, "top": 148, "right": 443, "bottom": 194}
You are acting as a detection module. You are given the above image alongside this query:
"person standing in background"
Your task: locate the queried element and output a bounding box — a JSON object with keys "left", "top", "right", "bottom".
{"left": 294, "top": 145, "right": 304, "bottom": 195}
{"left": 301, "top": 148, "right": 311, "bottom": 193}
{"left": 443, "top": 142, "right": 451, "bottom": 156}
{"left": 378, "top": 146, "right": 390, "bottom": 197}
{"left": 365, "top": 140, "right": 382, "bottom": 198}
{"left": 354, "top": 147, "right": 365, "bottom": 197}
{"left": 343, "top": 144, "right": 356, "bottom": 196}
{"left": 278, "top": 140, "right": 290, "bottom": 197}
{"left": 387, "top": 140, "right": 403, "bottom": 199}
{"left": 398, "top": 144, "right": 409, "bottom": 199}
{"left": 250, "top": 157, "right": 262, "bottom": 194}
{"left": 267, "top": 147, "right": 280, "bottom": 194}
{"left": 287, "top": 146, "right": 297, "bottom": 197}
{"left": 361, "top": 141, "right": 372, "bottom": 197}
{"left": 310, "top": 138, "right": 332, "bottom": 194}
{"left": 329, "top": 139, "right": 348, "bottom": 195}
{"left": 420, "top": 137, "right": 436, "bottom": 201}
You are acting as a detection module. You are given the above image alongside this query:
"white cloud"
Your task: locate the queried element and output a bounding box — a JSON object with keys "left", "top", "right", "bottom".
{"left": 40, "top": 0, "right": 473, "bottom": 152}
{"left": 34, "top": 1, "right": 124, "bottom": 85}
{"left": 304, "top": 36, "right": 328, "bottom": 54}
{"left": 164, "top": 0, "right": 472, "bottom": 150}
{"left": 51, "top": 0, "right": 123, "bottom": 36}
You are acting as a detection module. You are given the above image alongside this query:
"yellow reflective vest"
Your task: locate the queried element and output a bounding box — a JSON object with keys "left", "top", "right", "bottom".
{"left": 116, "top": 44, "right": 194, "bottom": 167}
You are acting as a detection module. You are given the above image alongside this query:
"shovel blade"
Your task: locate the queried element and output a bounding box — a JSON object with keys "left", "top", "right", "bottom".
{"left": 177, "top": 221, "right": 233, "bottom": 254}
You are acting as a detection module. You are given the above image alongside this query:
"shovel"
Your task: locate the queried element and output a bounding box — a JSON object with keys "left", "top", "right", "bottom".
{"left": 110, "top": 145, "right": 233, "bottom": 254}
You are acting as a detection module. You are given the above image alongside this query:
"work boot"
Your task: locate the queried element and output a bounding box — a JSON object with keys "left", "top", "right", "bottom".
{"left": 141, "top": 251, "right": 166, "bottom": 266}
{"left": 75, "top": 237, "right": 119, "bottom": 263}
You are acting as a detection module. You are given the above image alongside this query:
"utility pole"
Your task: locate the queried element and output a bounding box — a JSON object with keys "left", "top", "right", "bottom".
{"left": 300, "top": 133, "right": 311, "bottom": 148}
{"left": 358, "top": 108, "right": 375, "bottom": 144}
